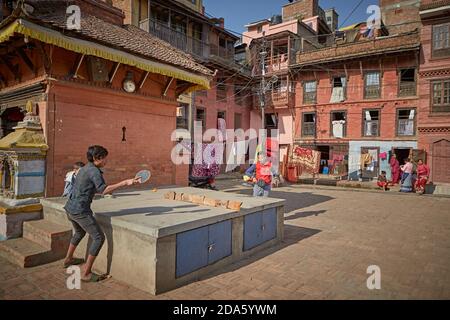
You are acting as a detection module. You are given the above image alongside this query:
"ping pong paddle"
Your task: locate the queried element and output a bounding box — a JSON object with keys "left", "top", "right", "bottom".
{"left": 135, "top": 170, "right": 151, "bottom": 184}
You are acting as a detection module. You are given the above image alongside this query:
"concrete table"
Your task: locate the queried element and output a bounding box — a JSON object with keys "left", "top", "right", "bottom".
{"left": 41, "top": 187, "right": 285, "bottom": 294}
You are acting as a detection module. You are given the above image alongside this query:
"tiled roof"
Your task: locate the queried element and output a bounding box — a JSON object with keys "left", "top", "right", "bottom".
{"left": 20, "top": 0, "right": 213, "bottom": 77}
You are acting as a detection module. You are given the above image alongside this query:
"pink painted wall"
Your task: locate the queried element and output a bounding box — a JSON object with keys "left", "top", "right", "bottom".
{"left": 243, "top": 20, "right": 299, "bottom": 45}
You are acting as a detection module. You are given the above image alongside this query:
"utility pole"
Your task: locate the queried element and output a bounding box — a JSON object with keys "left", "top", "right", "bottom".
{"left": 258, "top": 32, "right": 278, "bottom": 158}
{"left": 259, "top": 33, "right": 268, "bottom": 157}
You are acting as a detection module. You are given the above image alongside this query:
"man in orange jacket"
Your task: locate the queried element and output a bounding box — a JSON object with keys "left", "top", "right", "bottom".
{"left": 252, "top": 153, "right": 279, "bottom": 197}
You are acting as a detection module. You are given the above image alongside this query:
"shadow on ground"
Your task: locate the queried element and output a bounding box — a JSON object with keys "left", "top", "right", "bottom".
{"left": 285, "top": 210, "right": 327, "bottom": 220}
{"left": 225, "top": 188, "right": 334, "bottom": 214}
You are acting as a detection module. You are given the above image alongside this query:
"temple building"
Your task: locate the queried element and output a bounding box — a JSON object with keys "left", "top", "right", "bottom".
{"left": 0, "top": 0, "right": 213, "bottom": 201}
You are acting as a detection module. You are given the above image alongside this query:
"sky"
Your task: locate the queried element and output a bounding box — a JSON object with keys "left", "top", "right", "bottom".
{"left": 202, "top": 0, "right": 378, "bottom": 36}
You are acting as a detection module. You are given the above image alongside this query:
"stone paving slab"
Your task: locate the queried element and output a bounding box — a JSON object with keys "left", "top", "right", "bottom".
{"left": 1, "top": 184, "right": 450, "bottom": 300}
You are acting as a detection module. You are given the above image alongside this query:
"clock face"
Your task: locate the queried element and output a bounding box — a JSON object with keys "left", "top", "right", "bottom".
{"left": 123, "top": 79, "right": 136, "bottom": 93}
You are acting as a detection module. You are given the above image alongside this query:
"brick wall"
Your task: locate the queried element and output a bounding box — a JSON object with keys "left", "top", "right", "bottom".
{"left": 194, "top": 77, "right": 252, "bottom": 135}
{"left": 282, "top": 0, "right": 318, "bottom": 22}
{"left": 417, "top": 17, "right": 450, "bottom": 182}
{"left": 295, "top": 53, "right": 420, "bottom": 141}
{"left": 380, "top": 0, "right": 421, "bottom": 34}
{"left": 44, "top": 81, "right": 186, "bottom": 197}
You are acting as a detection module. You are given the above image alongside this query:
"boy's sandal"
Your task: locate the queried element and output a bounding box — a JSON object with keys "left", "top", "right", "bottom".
{"left": 81, "top": 273, "right": 109, "bottom": 283}
{"left": 63, "top": 258, "right": 85, "bottom": 269}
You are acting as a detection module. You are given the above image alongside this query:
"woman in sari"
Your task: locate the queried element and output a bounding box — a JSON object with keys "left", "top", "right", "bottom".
{"left": 415, "top": 159, "right": 430, "bottom": 194}
{"left": 390, "top": 154, "right": 400, "bottom": 185}
{"left": 400, "top": 158, "right": 414, "bottom": 193}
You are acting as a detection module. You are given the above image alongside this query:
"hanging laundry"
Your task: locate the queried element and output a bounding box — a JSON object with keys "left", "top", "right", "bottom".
{"left": 360, "top": 153, "right": 373, "bottom": 170}
{"left": 332, "top": 120, "right": 346, "bottom": 138}
{"left": 330, "top": 87, "right": 345, "bottom": 103}
{"left": 217, "top": 118, "right": 227, "bottom": 142}
{"left": 289, "top": 146, "right": 321, "bottom": 174}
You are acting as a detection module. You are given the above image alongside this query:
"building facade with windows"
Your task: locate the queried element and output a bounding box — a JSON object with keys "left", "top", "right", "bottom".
{"left": 291, "top": 27, "right": 421, "bottom": 181}
{"left": 113, "top": 0, "right": 253, "bottom": 147}
{"left": 418, "top": 1, "right": 450, "bottom": 185}
{"left": 242, "top": 0, "right": 332, "bottom": 162}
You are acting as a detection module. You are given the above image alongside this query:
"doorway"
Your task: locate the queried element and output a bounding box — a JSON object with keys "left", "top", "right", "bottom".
{"left": 0, "top": 107, "right": 25, "bottom": 138}
{"left": 317, "top": 146, "right": 330, "bottom": 174}
{"left": 361, "top": 147, "right": 380, "bottom": 179}
{"left": 393, "top": 148, "right": 411, "bottom": 166}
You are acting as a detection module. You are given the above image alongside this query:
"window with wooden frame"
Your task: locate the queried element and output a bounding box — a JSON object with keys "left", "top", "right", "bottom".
{"left": 364, "top": 71, "right": 381, "bottom": 99}
{"left": 303, "top": 81, "right": 317, "bottom": 104}
{"left": 195, "top": 107, "right": 206, "bottom": 132}
{"left": 176, "top": 103, "right": 189, "bottom": 130}
{"left": 330, "top": 111, "right": 347, "bottom": 138}
{"left": 216, "top": 78, "right": 227, "bottom": 101}
{"left": 398, "top": 68, "right": 416, "bottom": 97}
{"left": 362, "top": 109, "right": 380, "bottom": 137}
{"left": 432, "top": 79, "right": 450, "bottom": 112}
{"left": 396, "top": 108, "right": 416, "bottom": 137}
{"left": 302, "top": 112, "right": 316, "bottom": 137}
{"left": 432, "top": 23, "right": 450, "bottom": 58}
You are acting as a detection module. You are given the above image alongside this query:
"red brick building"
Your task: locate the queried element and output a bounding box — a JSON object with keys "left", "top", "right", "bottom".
{"left": 292, "top": 30, "right": 421, "bottom": 181}
{"left": 113, "top": 0, "right": 253, "bottom": 149}
{"left": 0, "top": 0, "right": 212, "bottom": 196}
{"left": 418, "top": 0, "right": 450, "bottom": 184}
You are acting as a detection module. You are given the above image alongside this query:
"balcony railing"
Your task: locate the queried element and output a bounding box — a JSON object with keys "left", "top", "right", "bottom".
{"left": 302, "top": 122, "right": 316, "bottom": 137}
{"left": 271, "top": 90, "right": 295, "bottom": 108}
{"left": 364, "top": 85, "right": 381, "bottom": 99}
{"left": 253, "top": 90, "right": 295, "bottom": 109}
{"left": 398, "top": 119, "right": 415, "bottom": 136}
{"left": 266, "top": 54, "right": 289, "bottom": 73}
{"left": 399, "top": 82, "right": 417, "bottom": 97}
{"left": 296, "top": 32, "right": 420, "bottom": 65}
{"left": 210, "top": 44, "right": 235, "bottom": 61}
{"left": 139, "top": 18, "right": 208, "bottom": 59}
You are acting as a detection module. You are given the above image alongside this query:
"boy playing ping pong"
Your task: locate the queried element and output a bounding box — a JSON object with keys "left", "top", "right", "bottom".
{"left": 63, "top": 145, "right": 141, "bottom": 282}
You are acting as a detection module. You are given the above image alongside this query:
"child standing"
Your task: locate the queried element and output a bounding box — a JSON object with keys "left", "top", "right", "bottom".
{"left": 62, "top": 162, "right": 85, "bottom": 197}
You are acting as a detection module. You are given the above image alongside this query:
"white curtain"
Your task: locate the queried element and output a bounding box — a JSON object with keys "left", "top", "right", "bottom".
{"left": 330, "top": 87, "right": 345, "bottom": 103}
{"left": 332, "top": 120, "right": 345, "bottom": 138}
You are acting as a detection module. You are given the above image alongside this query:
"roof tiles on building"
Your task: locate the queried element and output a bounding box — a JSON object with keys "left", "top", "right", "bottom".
{"left": 19, "top": 0, "right": 213, "bottom": 77}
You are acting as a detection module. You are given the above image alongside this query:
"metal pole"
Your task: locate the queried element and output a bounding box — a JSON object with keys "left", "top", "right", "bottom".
{"left": 260, "top": 33, "right": 267, "bottom": 157}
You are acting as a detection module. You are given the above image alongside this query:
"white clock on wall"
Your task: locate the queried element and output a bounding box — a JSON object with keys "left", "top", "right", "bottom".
{"left": 122, "top": 71, "right": 136, "bottom": 93}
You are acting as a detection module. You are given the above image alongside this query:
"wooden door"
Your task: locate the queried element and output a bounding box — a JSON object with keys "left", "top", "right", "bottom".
{"left": 433, "top": 140, "right": 450, "bottom": 183}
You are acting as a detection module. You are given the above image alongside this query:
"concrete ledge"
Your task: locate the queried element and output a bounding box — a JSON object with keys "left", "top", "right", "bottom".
{"left": 0, "top": 204, "right": 43, "bottom": 215}
{"left": 41, "top": 188, "right": 285, "bottom": 294}
{"left": 41, "top": 189, "right": 285, "bottom": 238}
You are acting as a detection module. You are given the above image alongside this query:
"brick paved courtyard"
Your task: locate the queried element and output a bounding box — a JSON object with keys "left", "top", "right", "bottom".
{"left": 1, "top": 183, "right": 449, "bottom": 300}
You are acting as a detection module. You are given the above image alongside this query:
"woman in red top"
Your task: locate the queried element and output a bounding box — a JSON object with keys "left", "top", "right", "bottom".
{"left": 389, "top": 154, "right": 400, "bottom": 185}
{"left": 415, "top": 159, "right": 430, "bottom": 194}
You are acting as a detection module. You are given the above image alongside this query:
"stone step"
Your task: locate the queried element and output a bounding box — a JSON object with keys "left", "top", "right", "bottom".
{"left": 0, "top": 238, "right": 60, "bottom": 268}
{"left": 23, "top": 220, "right": 72, "bottom": 253}
{"left": 42, "top": 203, "right": 72, "bottom": 228}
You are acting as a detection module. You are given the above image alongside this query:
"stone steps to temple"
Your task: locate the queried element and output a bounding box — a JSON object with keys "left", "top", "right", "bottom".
{"left": 0, "top": 219, "right": 72, "bottom": 268}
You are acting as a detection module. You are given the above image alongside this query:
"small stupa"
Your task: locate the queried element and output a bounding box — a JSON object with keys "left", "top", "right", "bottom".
{"left": 0, "top": 101, "right": 48, "bottom": 240}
